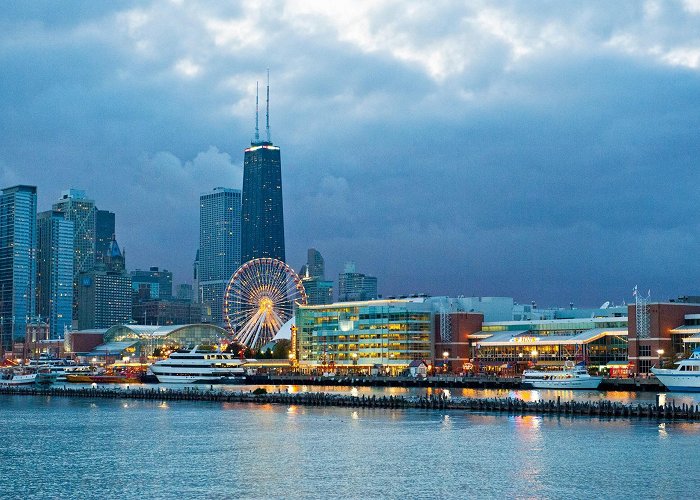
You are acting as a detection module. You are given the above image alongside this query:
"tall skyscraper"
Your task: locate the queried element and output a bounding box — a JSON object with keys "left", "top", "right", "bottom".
{"left": 95, "top": 209, "right": 115, "bottom": 265}
{"left": 199, "top": 187, "right": 241, "bottom": 325}
{"left": 0, "top": 185, "right": 38, "bottom": 351}
{"left": 338, "top": 262, "right": 378, "bottom": 302}
{"left": 52, "top": 189, "right": 96, "bottom": 321}
{"left": 241, "top": 76, "right": 285, "bottom": 263}
{"left": 36, "top": 210, "right": 74, "bottom": 339}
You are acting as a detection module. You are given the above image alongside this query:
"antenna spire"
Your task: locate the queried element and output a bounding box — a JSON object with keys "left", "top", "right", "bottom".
{"left": 254, "top": 81, "right": 260, "bottom": 143}
{"left": 266, "top": 68, "right": 271, "bottom": 143}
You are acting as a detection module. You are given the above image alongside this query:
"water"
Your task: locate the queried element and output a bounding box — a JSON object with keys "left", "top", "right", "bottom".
{"left": 1, "top": 394, "right": 699, "bottom": 499}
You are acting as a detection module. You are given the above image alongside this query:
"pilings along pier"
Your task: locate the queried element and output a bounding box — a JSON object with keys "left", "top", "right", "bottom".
{"left": 2, "top": 385, "right": 698, "bottom": 422}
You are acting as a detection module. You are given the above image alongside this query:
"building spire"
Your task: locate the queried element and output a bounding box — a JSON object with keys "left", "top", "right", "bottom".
{"left": 266, "top": 68, "right": 271, "bottom": 143}
{"left": 254, "top": 81, "right": 260, "bottom": 143}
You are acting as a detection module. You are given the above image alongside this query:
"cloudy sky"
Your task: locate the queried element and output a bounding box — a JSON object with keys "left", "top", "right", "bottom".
{"left": 2, "top": 1, "right": 699, "bottom": 307}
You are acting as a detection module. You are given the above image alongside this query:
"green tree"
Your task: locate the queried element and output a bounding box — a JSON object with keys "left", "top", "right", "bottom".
{"left": 272, "top": 339, "right": 291, "bottom": 359}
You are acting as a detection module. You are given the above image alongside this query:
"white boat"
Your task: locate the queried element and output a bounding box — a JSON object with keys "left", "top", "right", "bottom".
{"left": 522, "top": 361, "right": 603, "bottom": 390}
{"left": 0, "top": 367, "right": 56, "bottom": 387}
{"left": 0, "top": 371, "right": 38, "bottom": 386}
{"left": 150, "top": 345, "right": 246, "bottom": 384}
{"left": 651, "top": 349, "right": 700, "bottom": 392}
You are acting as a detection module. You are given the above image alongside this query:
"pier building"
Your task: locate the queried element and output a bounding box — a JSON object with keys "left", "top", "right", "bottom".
{"left": 628, "top": 301, "right": 700, "bottom": 374}
{"left": 66, "top": 323, "right": 228, "bottom": 362}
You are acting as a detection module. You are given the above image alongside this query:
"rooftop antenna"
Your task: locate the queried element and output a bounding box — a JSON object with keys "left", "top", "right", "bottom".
{"left": 266, "top": 68, "right": 271, "bottom": 143}
{"left": 254, "top": 81, "right": 260, "bottom": 143}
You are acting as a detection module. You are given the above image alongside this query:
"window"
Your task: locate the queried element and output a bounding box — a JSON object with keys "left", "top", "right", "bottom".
{"left": 639, "top": 359, "right": 653, "bottom": 373}
{"left": 639, "top": 345, "right": 651, "bottom": 357}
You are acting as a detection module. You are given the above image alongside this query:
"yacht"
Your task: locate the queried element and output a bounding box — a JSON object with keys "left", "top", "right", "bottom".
{"left": 149, "top": 345, "right": 246, "bottom": 384}
{"left": 651, "top": 349, "right": 700, "bottom": 392}
{"left": 522, "top": 361, "right": 603, "bottom": 390}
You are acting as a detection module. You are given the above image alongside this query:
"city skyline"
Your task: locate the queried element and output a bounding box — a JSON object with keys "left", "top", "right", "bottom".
{"left": 1, "top": 3, "right": 699, "bottom": 306}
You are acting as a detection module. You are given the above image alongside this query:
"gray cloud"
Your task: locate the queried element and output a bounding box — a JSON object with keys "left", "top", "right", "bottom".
{"left": 1, "top": 1, "right": 699, "bottom": 306}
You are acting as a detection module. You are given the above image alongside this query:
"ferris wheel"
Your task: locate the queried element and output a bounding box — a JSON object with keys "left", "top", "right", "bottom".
{"left": 224, "top": 258, "right": 307, "bottom": 351}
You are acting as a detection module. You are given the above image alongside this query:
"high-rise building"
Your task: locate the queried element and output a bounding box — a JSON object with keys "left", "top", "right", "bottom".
{"left": 241, "top": 78, "right": 285, "bottom": 263}
{"left": 0, "top": 185, "right": 38, "bottom": 352}
{"left": 306, "top": 248, "right": 325, "bottom": 279}
{"left": 300, "top": 248, "right": 333, "bottom": 305}
{"left": 176, "top": 283, "right": 194, "bottom": 302}
{"left": 95, "top": 209, "right": 115, "bottom": 265}
{"left": 338, "top": 262, "right": 378, "bottom": 302}
{"left": 131, "top": 267, "right": 173, "bottom": 302}
{"left": 77, "top": 235, "right": 131, "bottom": 329}
{"left": 36, "top": 210, "right": 74, "bottom": 339}
{"left": 199, "top": 187, "right": 241, "bottom": 325}
{"left": 52, "top": 189, "right": 96, "bottom": 321}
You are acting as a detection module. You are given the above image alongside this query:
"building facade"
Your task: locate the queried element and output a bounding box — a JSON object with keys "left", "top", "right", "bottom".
{"left": 95, "top": 209, "right": 115, "bottom": 265}
{"left": 628, "top": 301, "right": 700, "bottom": 374}
{"left": 52, "top": 189, "right": 97, "bottom": 321}
{"left": 36, "top": 210, "right": 74, "bottom": 339}
{"left": 295, "top": 299, "right": 432, "bottom": 374}
{"left": 337, "top": 262, "right": 377, "bottom": 302}
{"left": 241, "top": 141, "right": 285, "bottom": 263}
{"left": 0, "top": 185, "right": 38, "bottom": 351}
{"left": 199, "top": 187, "right": 241, "bottom": 325}
{"left": 77, "top": 236, "right": 131, "bottom": 329}
{"left": 131, "top": 267, "right": 173, "bottom": 302}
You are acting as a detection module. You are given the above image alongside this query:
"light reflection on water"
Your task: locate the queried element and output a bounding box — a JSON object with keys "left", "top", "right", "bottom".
{"left": 3, "top": 394, "right": 699, "bottom": 499}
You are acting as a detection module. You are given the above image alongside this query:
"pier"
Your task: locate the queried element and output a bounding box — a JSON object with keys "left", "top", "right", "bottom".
{"left": 1, "top": 385, "right": 697, "bottom": 422}
{"left": 247, "top": 374, "right": 664, "bottom": 392}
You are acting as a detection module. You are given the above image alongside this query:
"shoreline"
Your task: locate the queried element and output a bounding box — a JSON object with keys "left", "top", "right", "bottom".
{"left": 1, "top": 384, "right": 697, "bottom": 422}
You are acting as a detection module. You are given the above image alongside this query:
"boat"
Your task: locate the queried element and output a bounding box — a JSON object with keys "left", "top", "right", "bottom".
{"left": 651, "top": 349, "right": 700, "bottom": 392}
{"left": 521, "top": 361, "right": 603, "bottom": 390}
{"left": 0, "top": 367, "right": 57, "bottom": 387}
{"left": 149, "top": 345, "right": 246, "bottom": 384}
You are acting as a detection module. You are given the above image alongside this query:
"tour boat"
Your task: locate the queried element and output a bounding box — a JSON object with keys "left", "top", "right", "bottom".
{"left": 149, "top": 345, "right": 246, "bottom": 384}
{"left": 0, "top": 367, "right": 57, "bottom": 387}
{"left": 651, "top": 349, "right": 700, "bottom": 392}
{"left": 521, "top": 361, "right": 603, "bottom": 390}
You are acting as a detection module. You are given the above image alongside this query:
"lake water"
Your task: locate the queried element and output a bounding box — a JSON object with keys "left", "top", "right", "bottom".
{"left": 1, "top": 393, "right": 699, "bottom": 499}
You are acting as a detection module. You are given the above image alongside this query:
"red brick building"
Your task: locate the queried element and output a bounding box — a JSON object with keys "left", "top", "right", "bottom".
{"left": 628, "top": 302, "right": 700, "bottom": 374}
{"left": 434, "top": 312, "right": 483, "bottom": 373}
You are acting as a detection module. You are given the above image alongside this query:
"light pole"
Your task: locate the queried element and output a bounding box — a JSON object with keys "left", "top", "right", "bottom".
{"left": 443, "top": 350, "right": 449, "bottom": 374}
{"left": 352, "top": 352, "right": 358, "bottom": 374}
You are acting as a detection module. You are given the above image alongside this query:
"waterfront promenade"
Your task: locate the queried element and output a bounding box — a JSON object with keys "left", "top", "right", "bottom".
{"left": 2, "top": 384, "right": 697, "bottom": 422}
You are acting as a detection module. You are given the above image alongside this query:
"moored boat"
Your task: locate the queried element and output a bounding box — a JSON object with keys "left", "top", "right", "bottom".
{"left": 522, "top": 361, "right": 603, "bottom": 390}
{"left": 651, "top": 349, "right": 700, "bottom": 392}
{"left": 150, "top": 345, "right": 246, "bottom": 384}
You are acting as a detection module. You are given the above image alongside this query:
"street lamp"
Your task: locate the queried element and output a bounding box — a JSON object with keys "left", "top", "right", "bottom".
{"left": 351, "top": 352, "right": 358, "bottom": 373}
{"left": 443, "top": 351, "right": 449, "bottom": 373}
{"left": 657, "top": 349, "right": 664, "bottom": 368}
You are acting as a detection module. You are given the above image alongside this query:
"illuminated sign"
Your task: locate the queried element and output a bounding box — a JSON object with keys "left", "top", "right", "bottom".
{"left": 510, "top": 336, "right": 539, "bottom": 343}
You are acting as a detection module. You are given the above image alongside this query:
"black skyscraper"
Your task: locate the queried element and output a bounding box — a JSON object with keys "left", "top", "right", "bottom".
{"left": 241, "top": 76, "right": 285, "bottom": 263}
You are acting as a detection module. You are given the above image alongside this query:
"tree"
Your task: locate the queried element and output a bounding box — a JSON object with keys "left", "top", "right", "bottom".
{"left": 272, "top": 339, "right": 291, "bottom": 359}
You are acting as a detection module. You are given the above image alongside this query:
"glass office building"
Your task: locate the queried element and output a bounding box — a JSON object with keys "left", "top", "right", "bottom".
{"left": 295, "top": 299, "right": 432, "bottom": 374}
{"left": 0, "top": 185, "right": 38, "bottom": 350}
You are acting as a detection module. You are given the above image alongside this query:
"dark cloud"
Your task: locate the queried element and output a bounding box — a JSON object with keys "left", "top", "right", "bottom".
{"left": 1, "top": 1, "right": 699, "bottom": 307}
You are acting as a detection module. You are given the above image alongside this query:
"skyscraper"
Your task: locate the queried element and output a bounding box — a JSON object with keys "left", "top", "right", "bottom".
{"left": 0, "top": 185, "right": 38, "bottom": 352}
{"left": 300, "top": 248, "right": 333, "bottom": 305}
{"left": 77, "top": 235, "right": 131, "bottom": 329}
{"left": 36, "top": 210, "right": 74, "bottom": 339}
{"left": 199, "top": 187, "right": 241, "bottom": 325}
{"left": 95, "top": 209, "right": 115, "bottom": 265}
{"left": 241, "top": 77, "right": 285, "bottom": 263}
{"left": 52, "top": 189, "right": 96, "bottom": 321}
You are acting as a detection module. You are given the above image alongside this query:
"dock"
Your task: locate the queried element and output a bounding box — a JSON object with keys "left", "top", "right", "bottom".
{"left": 1, "top": 385, "right": 696, "bottom": 422}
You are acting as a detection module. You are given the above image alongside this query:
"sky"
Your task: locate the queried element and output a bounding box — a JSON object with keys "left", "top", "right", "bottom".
{"left": 1, "top": 1, "right": 699, "bottom": 307}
